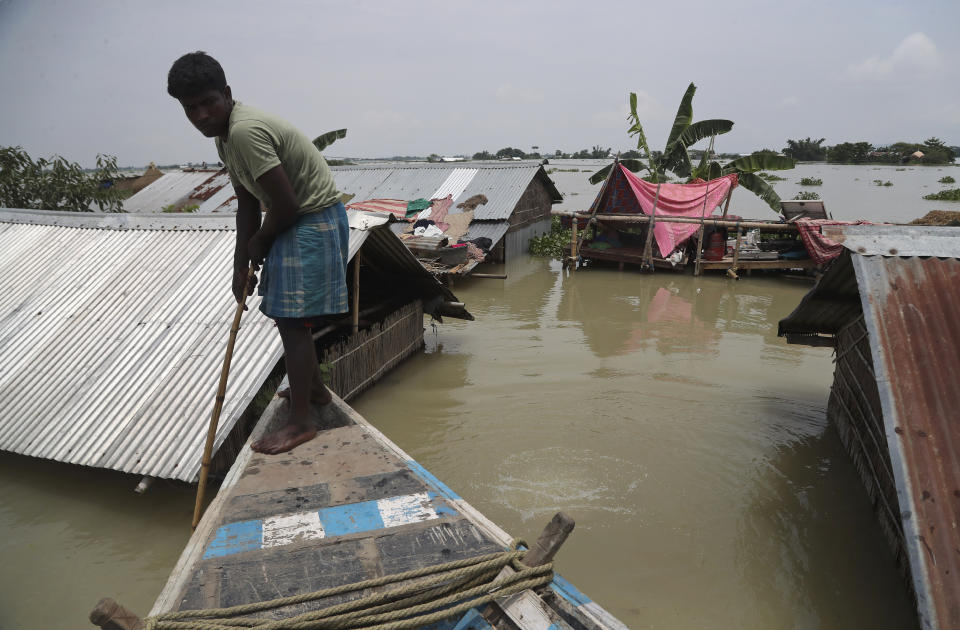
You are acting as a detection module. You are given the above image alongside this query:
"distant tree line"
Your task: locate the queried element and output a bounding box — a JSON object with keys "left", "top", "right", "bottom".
{"left": 783, "top": 136, "right": 956, "bottom": 164}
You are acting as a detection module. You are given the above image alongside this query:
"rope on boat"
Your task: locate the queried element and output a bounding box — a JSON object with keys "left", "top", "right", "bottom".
{"left": 144, "top": 541, "right": 552, "bottom": 630}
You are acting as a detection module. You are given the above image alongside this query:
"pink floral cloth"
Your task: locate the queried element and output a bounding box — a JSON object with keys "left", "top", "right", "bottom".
{"left": 619, "top": 166, "right": 738, "bottom": 256}
{"left": 794, "top": 219, "right": 873, "bottom": 264}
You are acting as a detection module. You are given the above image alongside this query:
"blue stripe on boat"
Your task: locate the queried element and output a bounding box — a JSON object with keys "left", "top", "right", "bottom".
{"left": 550, "top": 573, "right": 592, "bottom": 607}
{"left": 318, "top": 500, "right": 384, "bottom": 536}
{"left": 406, "top": 459, "right": 463, "bottom": 501}
{"left": 202, "top": 491, "right": 456, "bottom": 560}
{"left": 204, "top": 519, "right": 263, "bottom": 559}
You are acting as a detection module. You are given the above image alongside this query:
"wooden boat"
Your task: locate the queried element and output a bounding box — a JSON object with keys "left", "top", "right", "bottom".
{"left": 92, "top": 386, "right": 627, "bottom": 630}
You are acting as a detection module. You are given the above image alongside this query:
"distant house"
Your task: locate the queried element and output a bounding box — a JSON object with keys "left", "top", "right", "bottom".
{"left": 331, "top": 162, "right": 562, "bottom": 263}
{"left": 123, "top": 163, "right": 562, "bottom": 264}
{"left": 779, "top": 225, "right": 960, "bottom": 630}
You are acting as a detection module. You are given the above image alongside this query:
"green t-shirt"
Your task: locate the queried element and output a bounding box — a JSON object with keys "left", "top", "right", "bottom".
{"left": 215, "top": 103, "right": 340, "bottom": 214}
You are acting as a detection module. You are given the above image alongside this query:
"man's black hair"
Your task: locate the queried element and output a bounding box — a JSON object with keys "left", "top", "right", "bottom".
{"left": 167, "top": 51, "right": 227, "bottom": 99}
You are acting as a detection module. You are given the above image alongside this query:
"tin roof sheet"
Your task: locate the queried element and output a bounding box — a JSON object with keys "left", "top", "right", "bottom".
{"left": 852, "top": 254, "right": 960, "bottom": 630}
{"left": 778, "top": 225, "right": 960, "bottom": 629}
{"left": 124, "top": 170, "right": 227, "bottom": 213}
{"left": 331, "top": 163, "right": 561, "bottom": 222}
{"left": 0, "top": 208, "right": 464, "bottom": 481}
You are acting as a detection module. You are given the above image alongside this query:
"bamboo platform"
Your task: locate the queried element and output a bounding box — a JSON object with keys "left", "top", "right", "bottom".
{"left": 139, "top": 389, "right": 626, "bottom": 629}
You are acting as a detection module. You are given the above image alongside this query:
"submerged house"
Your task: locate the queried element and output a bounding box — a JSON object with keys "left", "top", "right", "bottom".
{"left": 778, "top": 225, "right": 960, "bottom": 630}
{"left": 0, "top": 208, "right": 470, "bottom": 484}
{"left": 123, "top": 163, "right": 563, "bottom": 271}
{"left": 332, "top": 163, "right": 562, "bottom": 266}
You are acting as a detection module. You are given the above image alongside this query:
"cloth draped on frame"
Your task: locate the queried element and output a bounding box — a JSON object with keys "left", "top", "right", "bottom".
{"left": 618, "top": 165, "right": 738, "bottom": 257}
{"left": 259, "top": 202, "right": 350, "bottom": 319}
{"left": 794, "top": 218, "right": 873, "bottom": 264}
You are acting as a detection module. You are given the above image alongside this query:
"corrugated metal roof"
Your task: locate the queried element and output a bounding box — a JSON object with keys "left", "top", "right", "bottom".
{"left": 0, "top": 208, "right": 465, "bottom": 482}
{"left": 331, "top": 163, "right": 561, "bottom": 222}
{"left": 463, "top": 220, "right": 510, "bottom": 245}
{"left": 778, "top": 225, "right": 960, "bottom": 630}
{"left": 838, "top": 225, "right": 960, "bottom": 257}
{"left": 124, "top": 170, "right": 228, "bottom": 213}
{"left": 852, "top": 254, "right": 960, "bottom": 630}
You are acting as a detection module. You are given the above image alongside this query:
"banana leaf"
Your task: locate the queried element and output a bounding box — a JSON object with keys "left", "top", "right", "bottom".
{"left": 723, "top": 153, "right": 795, "bottom": 173}
{"left": 677, "top": 119, "right": 733, "bottom": 148}
{"left": 313, "top": 129, "right": 347, "bottom": 152}
{"left": 665, "top": 83, "right": 696, "bottom": 150}
{"left": 627, "top": 93, "right": 651, "bottom": 157}
{"left": 663, "top": 146, "right": 692, "bottom": 179}
{"left": 587, "top": 159, "right": 645, "bottom": 185}
{"left": 736, "top": 172, "right": 782, "bottom": 212}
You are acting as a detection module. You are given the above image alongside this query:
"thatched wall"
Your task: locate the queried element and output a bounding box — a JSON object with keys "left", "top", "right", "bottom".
{"left": 320, "top": 300, "right": 425, "bottom": 402}
{"left": 828, "top": 314, "right": 909, "bottom": 581}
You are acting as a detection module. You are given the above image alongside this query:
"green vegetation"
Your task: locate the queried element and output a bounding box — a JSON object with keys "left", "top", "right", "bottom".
{"left": 939, "top": 176, "right": 956, "bottom": 184}
{"left": 828, "top": 137, "right": 956, "bottom": 164}
{"left": 162, "top": 203, "right": 199, "bottom": 213}
{"left": 312, "top": 129, "right": 347, "bottom": 152}
{"left": 759, "top": 172, "right": 786, "bottom": 181}
{"left": 588, "top": 83, "right": 795, "bottom": 212}
{"left": 0, "top": 146, "right": 125, "bottom": 212}
{"left": 783, "top": 137, "right": 827, "bottom": 161}
{"left": 923, "top": 188, "right": 960, "bottom": 201}
{"left": 529, "top": 215, "right": 571, "bottom": 259}
{"left": 798, "top": 177, "right": 822, "bottom": 186}
{"left": 793, "top": 191, "right": 821, "bottom": 200}
{"left": 873, "top": 180, "right": 893, "bottom": 187}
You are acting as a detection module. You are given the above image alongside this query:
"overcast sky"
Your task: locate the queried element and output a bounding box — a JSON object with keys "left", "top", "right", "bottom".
{"left": 1, "top": 0, "right": 957, "bottom": 166}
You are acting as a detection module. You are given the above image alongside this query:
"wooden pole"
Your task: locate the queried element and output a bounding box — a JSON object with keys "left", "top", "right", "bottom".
{"left": 351, "top": 252, "right": 361, "bottom": 334}
{"left": 89, "top": 598, "right": 145, "bottom": 630}
{"left": 192, "top": 265, "right": 254, "bottom": 531}
{"left": 693, "top": 181, "right": 713, "bottom": 277}
{"left": 579, "top": 213, "right": 797, "bottom": 231}
{"left": 569, "top": 219, "right": 578, "bottom": 270}
{"left": 641, "top": 182, "right": 662, "bottom": 271}
{"left": 720, "top": 186, "right": 734, "bottom": 219}
{"left": 728, "top": 222, "right": 743, "bottom": 280}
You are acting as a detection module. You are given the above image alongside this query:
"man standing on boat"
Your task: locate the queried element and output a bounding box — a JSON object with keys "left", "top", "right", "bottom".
{"left": 167, "top": 51, "right": 348, "bottom": 455}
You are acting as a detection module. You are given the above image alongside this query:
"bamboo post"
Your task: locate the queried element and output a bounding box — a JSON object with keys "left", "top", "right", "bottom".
{"left": 641, "top": 182, "right": 662, "bottom": 271}
{"left": 351, "top": 252, "right": 361, "bottom": 333}
{"left": 192, "top": 265, "right": 254, "bottom": 531}
{"left": 89, "top": 598, "right": 145, "bottom": 630}
{"left": 569, "top": 219, "right": 578, "bottom": 270}
{"left": 727, "top": 222, "right": 743, "bottom": 280}
{"left": 720, "top": 187, "right": 734, "bottom": 218}
{"left": 693, "top": 181, "right": 713, "bottom": 277}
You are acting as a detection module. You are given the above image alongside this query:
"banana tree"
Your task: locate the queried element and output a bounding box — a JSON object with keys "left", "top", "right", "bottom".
{"left": 313, "top": 129, "right": 347, "bottom": 152}
{"left": 589, "top": 83, "right": 795, "bottom": 212}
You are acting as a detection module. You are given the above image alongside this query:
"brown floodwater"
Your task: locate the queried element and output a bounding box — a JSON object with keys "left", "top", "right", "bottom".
{"left": 0, "top": 256, "right": 919, "bottom": 629}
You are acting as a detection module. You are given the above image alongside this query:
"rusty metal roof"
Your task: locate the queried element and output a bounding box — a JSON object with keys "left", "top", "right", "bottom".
{"left": 123, "top": 169, "right": 228, "bottom": 213}
{"left": 0, "top": 208, "right": 466, "bottom": 481}
{"left": 778, "top": 225, "right": 960, "bottom": 630}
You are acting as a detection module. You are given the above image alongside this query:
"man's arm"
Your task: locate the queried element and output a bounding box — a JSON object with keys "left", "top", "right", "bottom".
{"left": 233, "top": 184, "right": 261, "bottom": 302}
{"left": 247, "top": 164, "right": 301, "bottom": 263}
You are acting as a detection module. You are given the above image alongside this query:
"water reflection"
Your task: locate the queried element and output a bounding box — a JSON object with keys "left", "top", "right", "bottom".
{"left": 735, "top": 415, "right": 919, "bottom": 630}
{"left": 557, "top": 268, "right": 811, "bottom": 359}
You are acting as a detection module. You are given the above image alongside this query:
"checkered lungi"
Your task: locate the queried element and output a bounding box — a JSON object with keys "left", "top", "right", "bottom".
{"left": 258, "top": 202, "right": 350, "bottom": 320}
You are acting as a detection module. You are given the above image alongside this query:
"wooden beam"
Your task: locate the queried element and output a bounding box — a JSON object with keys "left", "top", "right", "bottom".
{"left": 351, "top": 252, "right": 361, "bottom": 334}
{"left": 89, "top": 598, "right": 145, "bottom": 630}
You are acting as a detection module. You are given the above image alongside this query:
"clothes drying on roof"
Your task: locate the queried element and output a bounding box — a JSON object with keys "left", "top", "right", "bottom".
{"left": 795, "top": 219, "right": 874, "bottom": 264}
{"left": 345, "top": 198, "right": 408, "bottom": 218}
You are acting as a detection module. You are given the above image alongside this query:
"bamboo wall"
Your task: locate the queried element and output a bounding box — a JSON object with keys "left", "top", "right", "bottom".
{"left": 320, "top": 300, "right": 425, "bottom": 402}
{"left": 828, "top": 314, "right": 910, "bottom": 584}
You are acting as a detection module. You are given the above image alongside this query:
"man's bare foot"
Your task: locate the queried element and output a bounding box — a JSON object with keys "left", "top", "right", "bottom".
{"left": 251, "top": 423, "right": 317, "bottom": 454}
{"left": 277, "top": 385, "right": 333, "bottom": 405}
